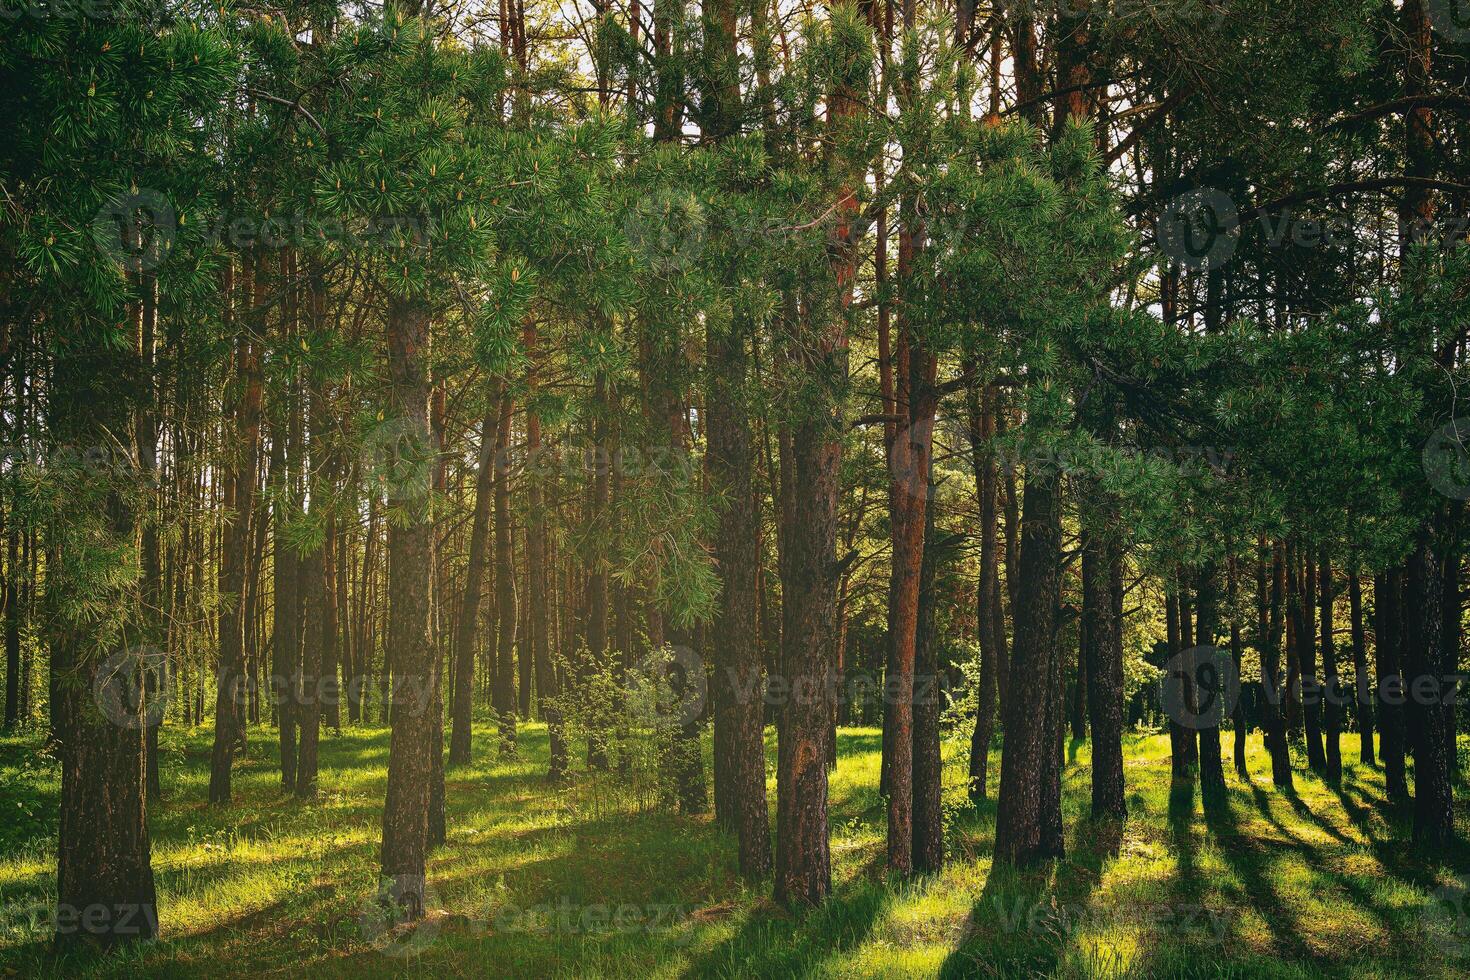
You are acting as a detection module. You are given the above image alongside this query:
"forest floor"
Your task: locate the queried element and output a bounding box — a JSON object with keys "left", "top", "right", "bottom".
{"left": 2, "top": 722, "right": 1469, "bottom": 978}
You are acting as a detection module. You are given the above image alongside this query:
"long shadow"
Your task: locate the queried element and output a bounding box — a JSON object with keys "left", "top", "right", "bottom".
{"left": 1242, "top": 781, "right": 1440, "bottom": 969}
{"left": 1202, "top": 787, "right": 1321, "bottom": 965}
{"left": 1167, "top": 778, "right": 1199, "bottom": 898}
{"left": 938, "top": 815, "right": 1119, "bottom": 978}
{"left": 1275, "top": 785, "right": 1355, "bottom": 846}
{"left": 678, "top": 882, "right": 889, "bottom": 978}
{"left": 1329, "top": 778, "right": 1470, "bottom": 891}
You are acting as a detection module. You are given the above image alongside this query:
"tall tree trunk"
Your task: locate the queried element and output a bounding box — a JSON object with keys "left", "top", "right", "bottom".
{"left": 209, "top": 258, "right": 262, "bottom": 805}
{"left": 1440, "top": 526, "right": 1461, "bottom": 773}
{"left": 522, "top": 326, "right": 565, "bottom": 780}
{"left": 492, "top": 390, "right": 518, "bottom": 758}
{"left": 378, "top": 295, "right": 437, "bottom": 918}
{"left": 911, "top": 501, "right": 945, "bottom": 873}
{"left": 1349, "top": 571, "right": 1374, "bottom": 766}
{"left": 296, "top": 540, "right": 323, "bottom": 800}
{"left": 322, "top": 513, "right": 342, "bottom": 734}
{"left": 706, "top": 276, "right": 773, "bottom": 876}
{"left": 966, "top": 376, "right": 1002, "bottom": 803}
{"left": 1195, "top": 565, "right": 1227, "bottom": 809}
{"left": 1408, "top": 525, "right": 1454, "bottom": 849}
{"left": 994, "top": 472, "right": 1065, "bottom": 866}
{"left": 1288, "top": 543, "right": 1326, "bottom": 771}
{"left": 584, "top": 372, "right": 611, "bottom": 770}
{"left": 1375, "top": 570, "right": 1409, "bottom": 800}
{"left": 1082, "top": 512, "right": 1125, "bottom": 821}
{"left": 292, "top": 371, "right": 333, "bottom": 799}
{"left": 774, "top": 385, "right": 841, "bottom": 903}
{"left": 883, "top": 324, "right": 938, "bottom": 874}
{"left": 1229, "top": 557, "right": 1248, "bottom": 780}
{"left": 1262, "top": 542, "right": 1293, "bottom": 788}
{"left": 427, "top": 384, "right": 448, "bottom": 848}
{"left": 449, "top": 398, "right": 500, "bottom": 767}
{"left": 3, "top": 526, "right": 17, "bottom": 731}
{"left": 1165, "top": 592, "right": 1194, "bottom": 782}
{"left": 270, "top": 393, "right": 301, "bottom": 792}
{"left": 1319, "top": 550, "right": 1342, "bottom": 781}
{"left": 52, "top": 330, "right": 156, "bottom": 949}
{"left": 692, "top": 0, "right": 776, "bottom": 803}
{"left": 135, "top": 268, "right": 163, "bottom": 799}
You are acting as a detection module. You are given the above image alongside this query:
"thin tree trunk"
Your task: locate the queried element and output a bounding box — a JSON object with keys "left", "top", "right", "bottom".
{"left": 518, "top": 324, "right": 564, "bottom": 781}
{"left": 883, "top": 322, "right": 938, "bottom": 875}
{"left": 1319, "top": 550, "right": 1342, "bottom": 781}
{"left": 1287, "top": 542, "right": 1326, "bottom": 771}
{"left": 966, "top": 376, "right": 1001, "bottom": 803}
{"left": 270, "top": 411, "right": 301, "bottom": 792}
{"left": 209, "top": 257, "right": 262, "bottom": 805}
{"left": 1263, "top": 546, "right": 1293, "bottom": 788}
{"left": 492, "top": 389, "right": 518, "bottom": 758}
{"left": 1350, "top": 571, "right": 1374, "bottom": 766}
{"left": 1165, "top": 591, "right": 1194, "bottom": 782}
{"left": 1229, "top": 556, "right": 1249, "bottom": 780}
{"left": 911, "top": 501, "right": 945, "bottom": 872}
{"left": 1082, "top": 513, "right": 1125, "bottom": 820}
{"left": 1375, "top": 569, "right": 1409, "bottom": 800}
{"left": 449, "top": 397, "right": 500, "bottom": 767}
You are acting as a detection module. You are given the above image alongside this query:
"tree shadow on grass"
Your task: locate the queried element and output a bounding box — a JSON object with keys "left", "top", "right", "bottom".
{"left": 1329, "top": 777, "right": 1470, "bottom": 889}
{"left": 1205, "top": 786, "right": 1322, "bottom": 964}
{"left": 1239, "top": 780, "right": 1450, "bottom": 971}
{"left": 677, "top": 881, "right": 889, "bottom": 979}
{"left": 938, "top": 816, "right": 1119, "bottom": 978}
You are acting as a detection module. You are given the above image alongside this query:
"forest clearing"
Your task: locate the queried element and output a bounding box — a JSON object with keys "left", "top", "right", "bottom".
{"left": 5, "top": 724, "right": 1469, "bottom": 978}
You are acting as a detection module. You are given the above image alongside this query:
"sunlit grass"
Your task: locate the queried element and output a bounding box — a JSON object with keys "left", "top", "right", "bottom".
{"left": 2, "top": 721, "right": 1468, "bottom": 978}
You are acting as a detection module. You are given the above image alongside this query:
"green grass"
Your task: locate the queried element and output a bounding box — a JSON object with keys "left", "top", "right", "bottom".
{"left": 2, "top": 721, "right": 1469, "bottom": 978}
